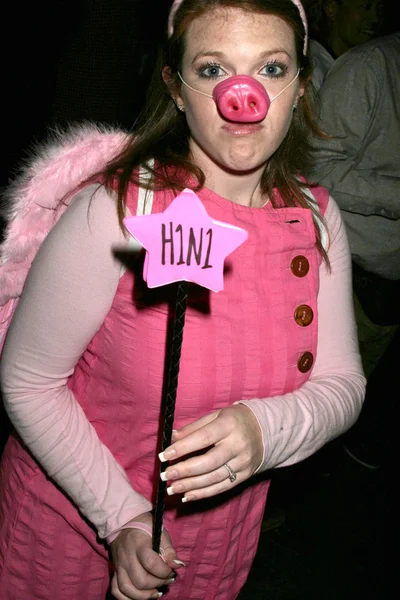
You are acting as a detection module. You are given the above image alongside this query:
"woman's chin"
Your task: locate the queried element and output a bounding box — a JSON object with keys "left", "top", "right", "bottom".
{"left": 219, "top": 152, "right": 267, "bottom": 174}
{"left": 192, "top": 140, "right": 268, "bottom": 176}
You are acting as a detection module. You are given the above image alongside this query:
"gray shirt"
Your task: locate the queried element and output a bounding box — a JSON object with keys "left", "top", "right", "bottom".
{"left": 307, "top": 33, "right": 400, "bottom": 280}
{"left": 309, "top": 39, "right": 334, "bottom": 91}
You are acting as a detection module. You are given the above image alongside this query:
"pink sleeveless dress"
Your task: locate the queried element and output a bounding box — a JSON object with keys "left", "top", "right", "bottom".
{"left": 0, "top": 183, "right": 328, "bottom": 599}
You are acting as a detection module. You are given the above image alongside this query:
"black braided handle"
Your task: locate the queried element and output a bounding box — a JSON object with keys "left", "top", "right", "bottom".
{"left": 152, "top": 280, "right": 189, "bottom": 553}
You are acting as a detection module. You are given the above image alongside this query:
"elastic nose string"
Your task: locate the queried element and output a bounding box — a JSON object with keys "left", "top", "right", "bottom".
{"left": 177, "top": 72, "right": 213, "bottom": 98}
{"left": 177, "top": 69, "right": 301, "bottom": 104}
{"left": 269, "top": 69, "right": 300, "bottom": 102}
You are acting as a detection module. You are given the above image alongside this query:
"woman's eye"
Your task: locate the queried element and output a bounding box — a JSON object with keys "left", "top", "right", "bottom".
{"left": 260, "top": 63, "right": 287, "bottom": 78}
{"left": 198, "top": 64, "right": 225, "bottom": 79}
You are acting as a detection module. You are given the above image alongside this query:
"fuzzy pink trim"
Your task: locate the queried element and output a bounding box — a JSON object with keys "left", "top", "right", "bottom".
{"left": 0, "top": 123, "right": 128, "bottom": 305}
{"left": 0, "top": 124, "right": 129, "bottom": 350}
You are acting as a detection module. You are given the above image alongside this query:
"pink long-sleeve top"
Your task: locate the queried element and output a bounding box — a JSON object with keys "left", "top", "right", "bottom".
{"left": 0, "top": 184, "right": 365, "bottom": 542}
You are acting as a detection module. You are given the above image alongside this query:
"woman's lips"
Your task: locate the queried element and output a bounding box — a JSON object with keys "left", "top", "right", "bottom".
{"left": 222, "top": 123, "right": 263, "bottom": 136}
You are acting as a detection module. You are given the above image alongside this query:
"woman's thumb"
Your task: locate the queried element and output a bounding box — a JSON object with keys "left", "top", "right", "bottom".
{"left": 160, "top": 530, "right": 185, "bottom": 570}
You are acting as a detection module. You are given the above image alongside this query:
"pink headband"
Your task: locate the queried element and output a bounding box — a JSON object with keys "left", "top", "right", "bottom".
{"left": 168, "top": 0, "right": 308, "bottom": 53}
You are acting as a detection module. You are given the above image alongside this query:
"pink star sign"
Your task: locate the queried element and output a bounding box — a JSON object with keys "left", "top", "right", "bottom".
{"left": 123, "top": 188, "right": 248, "bottom": 292}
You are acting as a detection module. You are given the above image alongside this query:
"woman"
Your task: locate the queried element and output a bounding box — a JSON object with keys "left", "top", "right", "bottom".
{"left": 0, "top": 1, "right": 365, "bottom": 599}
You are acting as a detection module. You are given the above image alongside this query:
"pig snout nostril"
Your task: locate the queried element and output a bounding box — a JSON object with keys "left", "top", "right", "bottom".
{"left": 213, "top": 75, "right": 270, "bottom": 122}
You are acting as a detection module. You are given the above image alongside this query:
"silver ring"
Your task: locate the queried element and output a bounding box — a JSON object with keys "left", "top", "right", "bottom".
{"left": 223, "top": 463, "right": 237, "bottom": 483}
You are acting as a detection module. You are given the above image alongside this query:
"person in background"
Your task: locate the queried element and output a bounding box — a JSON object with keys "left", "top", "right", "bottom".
{"left": 304, "top": 0, "right": 385, "bottom": 89}
{"left": 307, "top": 32, "right": 400, "bottom": 469}
{"left": 0, "top": 1, "right": 365, "bottom": 599}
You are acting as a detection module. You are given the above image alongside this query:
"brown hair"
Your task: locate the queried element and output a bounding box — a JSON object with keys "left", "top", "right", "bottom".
{"left": 94, "top": 0, "right": 328, "bottom": 259}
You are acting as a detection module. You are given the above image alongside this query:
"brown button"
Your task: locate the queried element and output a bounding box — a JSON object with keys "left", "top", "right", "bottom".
{"left": 291, "top": 255, "right": 309, "bottom": 277}
{"left": 294, "top": 304, "right": 314, "bottom": 327}
{"left": 297, "top": 352, "right": 314, "bottom": 373}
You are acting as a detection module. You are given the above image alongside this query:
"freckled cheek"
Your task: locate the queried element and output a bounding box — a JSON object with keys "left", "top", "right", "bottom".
{"left": 261, "top": 115, "right": 293, "bottom": 155}
{"left": 186, "top": 102, "right": 220, "bottom": 137}
{"left": 186, "top": 112, "right": 211, "bottom": 141}
{"left": 185, "top": 90, "right": 218, "bottom": 115}
{"left": 268, "top": 103, "right": 295, "bottom": 132}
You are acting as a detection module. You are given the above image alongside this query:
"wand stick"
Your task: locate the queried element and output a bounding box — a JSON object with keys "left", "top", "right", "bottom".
{"left": 152, "top": 280, "right": 189, "bottom": 553}
{"left": 123, "top": 188, "right": 247, "bottom": 554}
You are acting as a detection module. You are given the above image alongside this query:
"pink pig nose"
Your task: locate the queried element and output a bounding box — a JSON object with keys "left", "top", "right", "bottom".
{"left": 212, "top": 75, "right": 270, "bottom": 122}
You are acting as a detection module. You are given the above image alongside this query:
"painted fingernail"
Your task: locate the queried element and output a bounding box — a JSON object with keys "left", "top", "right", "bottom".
{"left": 151, "top": 593, "right": 163, "bottom": 599}
{"left": 160, "top": 472, "right": 168, "bottom": 482}
{"left": 166, "top": 577, "right": 176, "bottom": 584}
{"left": 182, "top": 495, "right": 195, "bottom": 503}
{"left": 167, "top": 486, "right": 175, "bottom": 496}
{"left": 158, "top": 448, "right": 176, "bottom": 462}
{"left": 173, "top": 559, "right": 186, "bottom": 567}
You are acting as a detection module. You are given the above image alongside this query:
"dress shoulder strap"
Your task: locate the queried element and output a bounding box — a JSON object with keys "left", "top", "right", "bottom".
{"left": 302, "top": 185, "right": 330, "bottom": 251}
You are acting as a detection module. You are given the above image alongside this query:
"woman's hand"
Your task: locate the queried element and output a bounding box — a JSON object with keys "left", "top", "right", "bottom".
{"left": 160, "top": 404, "right": 263, "bottom": 502}
{"left": 110, "top": 512, "right": 183, "bottom": 600}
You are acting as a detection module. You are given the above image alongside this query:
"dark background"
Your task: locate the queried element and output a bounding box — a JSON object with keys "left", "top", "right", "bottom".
{"left": 0, "top": 0, "right": 169, "bottom": 190}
